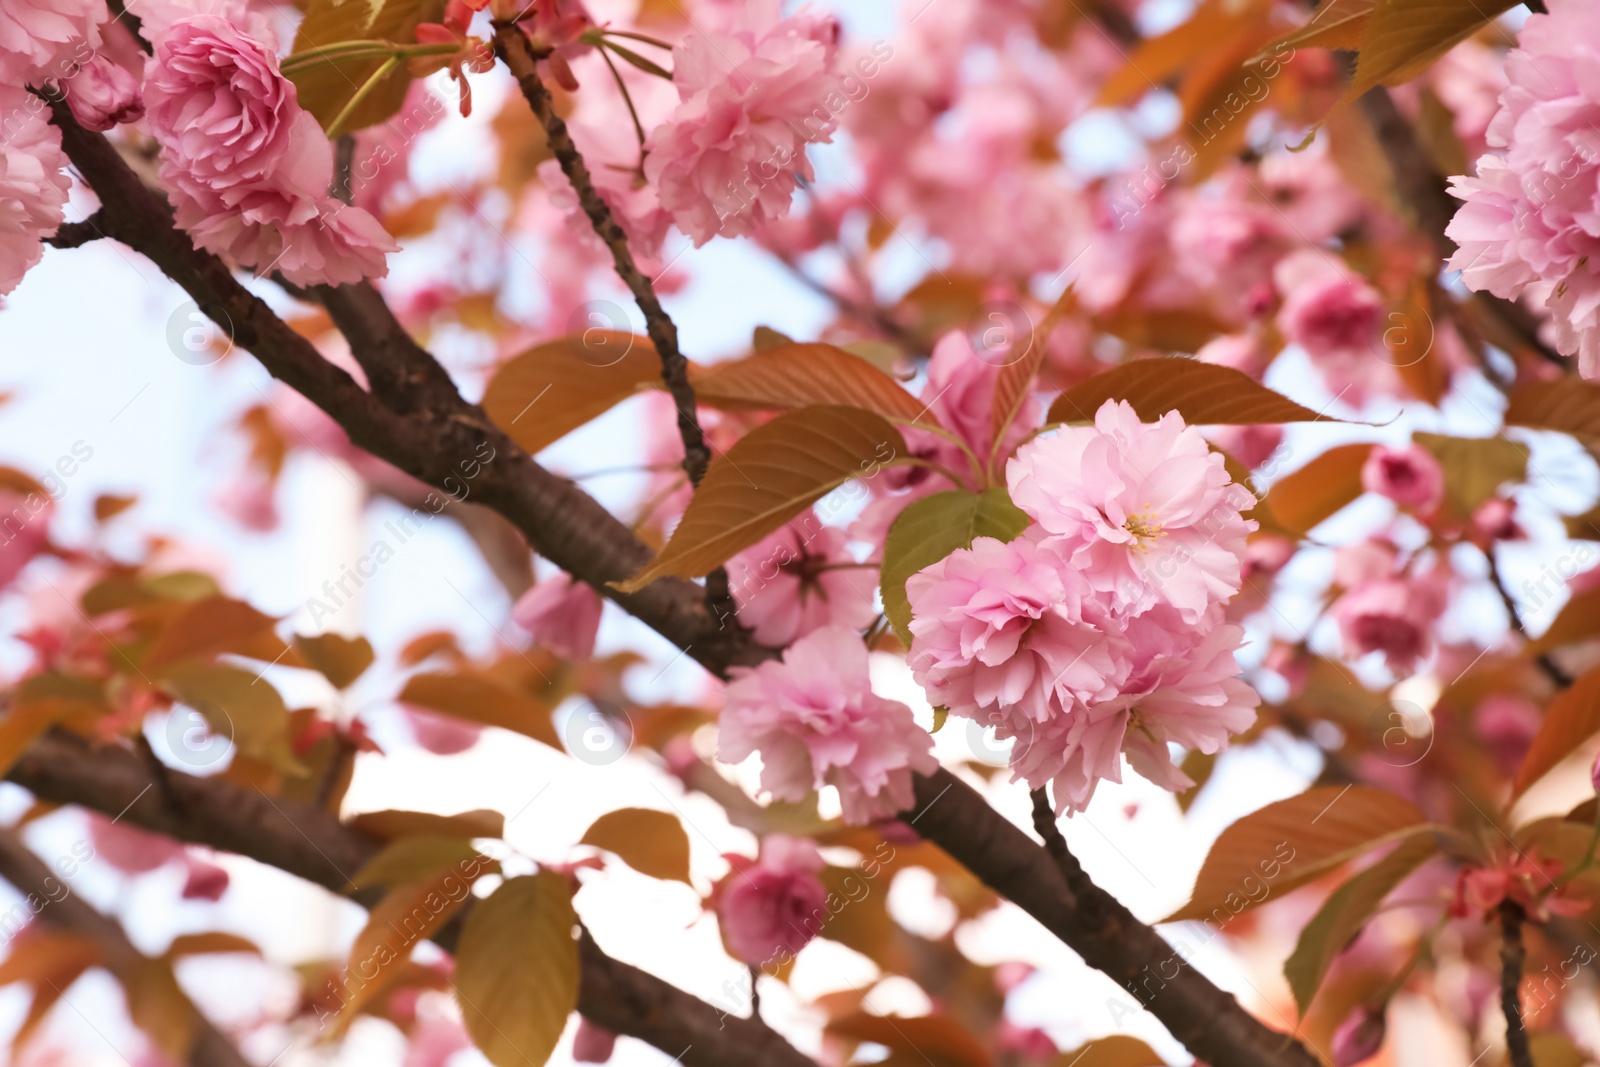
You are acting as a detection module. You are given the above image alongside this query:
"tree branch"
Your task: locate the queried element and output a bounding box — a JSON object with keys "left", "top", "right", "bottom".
{"left": 908, "top": 771, "right": 1322, "bottom": 1067}
{"left": 48, "top": 104, "right": 764, "bottom": 674}
{"left": 0, "top": 826, "right": 251, "bottom": 1067}
{"left": 45, "top": 211, "right": 107, "bottom": 248}
{"left": 491, "top": 22, "right": 710, "bottom": 489}
{"left": 51, "top": 110, "right": 1319, "bottom": 1067}
{"left": 6, "top": 729, "right": 818, "bottom": 1067}
{"left": 1499, "top": 899, "right": 1534, "bottom": 1067}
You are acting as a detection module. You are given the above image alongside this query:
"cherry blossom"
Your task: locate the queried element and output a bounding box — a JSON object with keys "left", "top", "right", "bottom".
{"left": 644, "top": 0, "right": 841, "bottom": 244}
{"left": 720, "top": 625, "right": 935, "bottom": 824}
{"left": 1333, "top": 574, "right": 1449, "bottom": 675}
{"left": 0, "top": 88, "right": 70, "bottom": 297}
{"left": 64, "top": 55, "right": 144, "bottom": 132}
{"left": 1007, "top": 399, "right": 1257, "bottom": 624}
{"left": 1361, "top": 444, "right": 1445, "bottom": 512}
{"left": 905, "top": 530, "right": 1122, "bottom": 728}
{"left": 727, "top": 522, "right": 875, "bottom": 647}
{"left": 713, "top": 833, "right": 828, "bottom": 965}
{"left": 1446, "top": 0, "right": 1600, "bottom": 376}
{"left": 144, "top": 16, "right": 396, "bottom": 285}
{"left": 0, "top": 0, "right": 103, "bottom": 85}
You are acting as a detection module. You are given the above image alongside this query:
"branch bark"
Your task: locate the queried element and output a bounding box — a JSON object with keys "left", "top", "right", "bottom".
{"left": 51, "top": 110, "right": 1319, "bottom": 1067}
{"left": 491, "top": 22, "right": 710, "bottom": 489}
{"left": 1499, "top": 899, "right": 1533, "bottom": 1067}
{"left": 6, "top": 729, "right": 817, "bottom": 1067}
{"left": 49, "top": 103, "right": 764, "bottom": 675}
{"left": 908, "top": 771, "right": 1322, "bottom": 1067}
{"left": 0, "top": 826, "right": 251, "bottom": 1067}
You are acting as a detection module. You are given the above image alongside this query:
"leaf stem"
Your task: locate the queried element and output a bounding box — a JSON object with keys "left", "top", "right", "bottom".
{"left": 324, "top": 55, "right": 401, "bottom": 139}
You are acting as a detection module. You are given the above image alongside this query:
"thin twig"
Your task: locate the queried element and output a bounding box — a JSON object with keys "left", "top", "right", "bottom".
{"left": 493, "top": 21, "right": 741, "bottom": 623}
{"left": 46, "top": 212, "right": 107, "bottom": 248}
{"left": 1486, "top": 545, "right": 1573, "bottom": 687}
{"left": 492, "top": 22, "right": 709, "bottom": 487}
{"left": 1499, "top": 899, "right": 1534, "bottom": 1067}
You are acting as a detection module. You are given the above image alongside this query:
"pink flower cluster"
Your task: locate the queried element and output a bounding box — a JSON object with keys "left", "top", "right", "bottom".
{"left": 144, "top": 16, "right": 397, "bottom": 286}
{"left": 720, "top": 625, "right": 936, "bottom": 824}
{"left": 1445, "top": 0, "right": 1600, "bottom": 377}
{"left": 644, "top": 0, "right": 842, "bottom": 244}
{"left": 906, "top": 400, "right": 1260, "bottom": 813}
{"left": 0, "top": 0, "right": 115, "bottom": 296}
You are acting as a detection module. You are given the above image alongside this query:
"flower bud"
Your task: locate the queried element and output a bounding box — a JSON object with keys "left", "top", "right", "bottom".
{"left": 1590, "top": 748, "right": 1600, "bottom": 794}
{"left": 1331, "top": 1006, "right": 1386, "bottom": 1066}
{"left": 66, "top": 55, "right": 143, "bottom": 132}
{"left": 572, "top": 1019, "right": 617, "bottom": 1063}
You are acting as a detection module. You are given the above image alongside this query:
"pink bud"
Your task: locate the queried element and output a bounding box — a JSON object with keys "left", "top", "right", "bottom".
{"left": 180, "top": 858, "right": 230, "bottom": 901}
{"left": 572, "top": 1019, "right": 617, "bottom": 1063}
{"left": 1331, "top": 1006, "right": 1386, "bottom": 1066}
{"left": 1590, "top": 749, "right": 1600, "bottom": 795}
{"left": 66, "top": 56, "right": 144, "bottom": 132}
{"left": 1361, "top": 443, "right": 1444, "bottom": 512}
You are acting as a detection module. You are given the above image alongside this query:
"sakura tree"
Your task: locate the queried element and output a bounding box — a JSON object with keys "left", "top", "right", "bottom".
{"left": 4, "top": 0, "right": 1600, "bottom": 1065}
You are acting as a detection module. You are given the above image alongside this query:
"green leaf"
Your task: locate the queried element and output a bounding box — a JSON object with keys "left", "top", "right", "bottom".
{"left": 1413, "top": 432, "right": 1526, "bottom": 518}
{"left": 618, "top": 406, "right": 907, "bottom": 590}
{"left": 482, "top": 333, "right": 662, "bottom": 455}
{"left": 351, "top": 835, "right": 488, "bottom": 890}
{"left": 1047, "top": 359, "right": 1333, "bottom": 427}
{"left": 1283, "top": 834, "right": 1438, "bottom": 1012}
{"left": 455, "top": 873, "right": 579, "bottom": 1067}
{"left": 161, "top": 664, "right": 305, "bottom": 775}
{"left": 1166, "top": 786, "right": 1431, "bottom": 922}
{"left": 880, "top": 489, "right": 1031, "bottom": 643}
{"left": 293, "top": 632, "right": 376, "bottom": 689}
{"left": 288, "top": 0, "right": 448, "bottom": 134}
{"left": 580, "top": 808, "right": 692, "bottom": 884}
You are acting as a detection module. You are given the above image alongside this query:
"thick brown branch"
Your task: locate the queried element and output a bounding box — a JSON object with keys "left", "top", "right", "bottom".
{"left": 0, "top": 826, "right": 250, "bottom": 1067}
{"left": 54, "top": 108, "right": 1318, "bottom": 1067}
{"left": 1499, "top": 900, "right": 1534, "bottom": 1067}
{"left": 492, "top": 22, "right": 710, "bottom": 489}
{"left": 1357, "top": 87, "right": 1568, "bottom": 370}
{"left": 50, "top": 106, "right": 763, "bottom": 674}
{"left": 908, "top": 771, "right": 1322, "bottom": 1067}
{"left": 7, "top": 729, "right": 817, "bottom": 1067}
